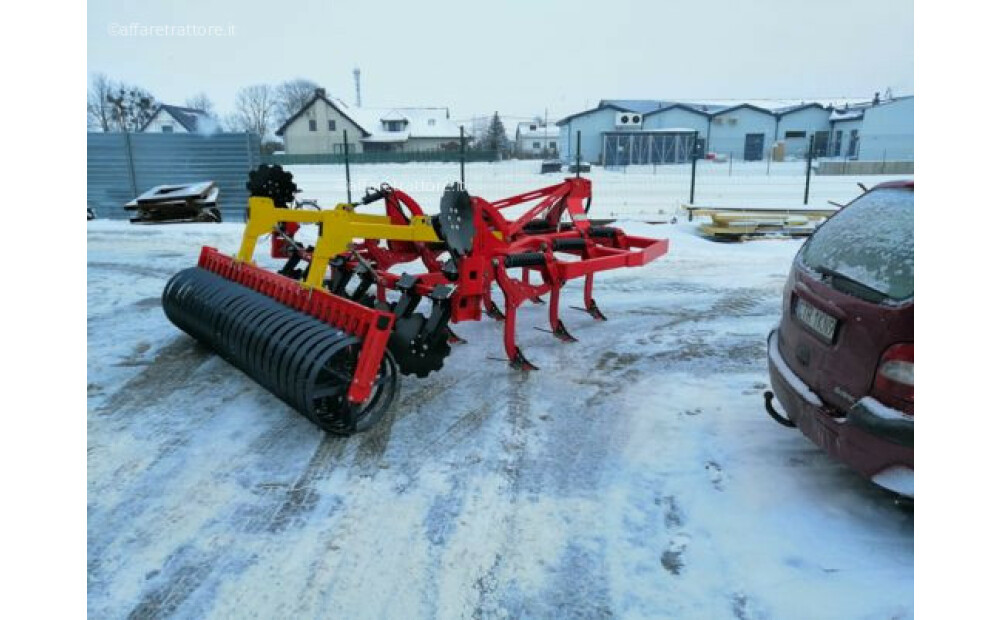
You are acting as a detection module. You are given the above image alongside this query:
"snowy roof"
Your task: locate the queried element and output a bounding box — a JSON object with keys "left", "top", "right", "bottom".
{"left": 275, "top": 91, "right": 464, "bottom": 141}
{"left": 515, "top": 122, "right": 559, "bottom": 140}
{"left": 830, "top": 109, "right": 865, "bottom": 122}
{"left": 341, "top": 105, "right": 464, "bottom": 142}
{"left": 141, "top": 104, "right": 214, "bottom": 132}
{"left": 558, "top": 97, "right": 886, "bottom": 125}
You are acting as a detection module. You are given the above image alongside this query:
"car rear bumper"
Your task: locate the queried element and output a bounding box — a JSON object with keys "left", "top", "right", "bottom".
{"left": 766, "top": 330, "right": 914, "bottom": 497}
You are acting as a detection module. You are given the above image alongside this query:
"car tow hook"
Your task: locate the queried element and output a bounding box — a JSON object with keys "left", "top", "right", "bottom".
{"left": 764, "top": 391, "right": 796, "bottom": 428}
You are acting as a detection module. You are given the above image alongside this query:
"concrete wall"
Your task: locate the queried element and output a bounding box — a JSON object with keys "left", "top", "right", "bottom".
{"left": 817, "top": 160, "right": 914, "bottom": 175}
{"left": 706, "top": 107, "right": 777, "bottom": 159}
{"left": 143, "top": 109, "right": 189, "bottom": 133}
{"left": 859, "top": 97, "right": 914, "bottom": 161}
{"left": 282, "top": 100, "right": 365, "bottom": 155}
{"left": 776, "top": 107, "right": 832, "bottom": 158}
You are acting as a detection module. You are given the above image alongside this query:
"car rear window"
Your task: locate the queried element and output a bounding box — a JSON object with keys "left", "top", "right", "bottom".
{"left": 799, "top": 187, "right": 914, "bottom": 301}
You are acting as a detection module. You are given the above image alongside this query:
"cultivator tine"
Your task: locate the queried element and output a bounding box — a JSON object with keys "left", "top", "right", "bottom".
{"left": 509, "top": 347, "right": 538, "bottom": 371}
{"left": 552, "top": 319, "right": 578, "bottom": 342}
{"left": 446, "top": 327, "right": 467, "bottom": 345}
{"left": 578, "top": 274, "right": 608, "bottom": 321}
{"left": 485, "top": 299, "right": 506, "bottom": 321}
{"left": 571, "top": 300, "right": 608, "bottom": 321}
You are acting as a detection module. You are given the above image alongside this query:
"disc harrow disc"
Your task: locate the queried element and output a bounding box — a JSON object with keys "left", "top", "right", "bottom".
{"left": 162, "top": 267, "right": 397, "bottom": 434}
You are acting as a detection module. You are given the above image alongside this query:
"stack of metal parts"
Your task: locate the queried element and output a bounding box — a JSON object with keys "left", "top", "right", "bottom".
{"left": 125, "top": 180, "right": 222, "bottom": 224}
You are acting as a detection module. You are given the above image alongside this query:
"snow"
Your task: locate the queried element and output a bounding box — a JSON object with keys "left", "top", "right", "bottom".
{"left": 281, "top": 159, "right": 911, "bottom": 222}
{"left": 855, "top": 396, "right": 911, "bottom": 423}
{"left": 88, "top": 161, "right": 913, "bottom": 619}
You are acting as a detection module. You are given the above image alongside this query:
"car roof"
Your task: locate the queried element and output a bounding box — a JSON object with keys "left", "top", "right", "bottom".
{"left": 871, "top": 179, "right": 914, "bottom": 191}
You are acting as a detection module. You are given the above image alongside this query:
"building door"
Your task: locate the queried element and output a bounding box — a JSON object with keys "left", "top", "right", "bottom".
{"left": 848, "top": 130, "right": 860, "bottom": 158}
{"left": 832, "top": 131, "right": 843, "bottom": 157}
{"left": 743, "top": 133, "right": 765, "bottom": 161}
{"left": 813, "top": 131, "right": 830, "bottom": 156}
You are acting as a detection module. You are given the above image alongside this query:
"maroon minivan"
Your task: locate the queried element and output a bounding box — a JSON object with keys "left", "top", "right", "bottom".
{"left": 765, "top": 181, "right": 914, "bottom": 497}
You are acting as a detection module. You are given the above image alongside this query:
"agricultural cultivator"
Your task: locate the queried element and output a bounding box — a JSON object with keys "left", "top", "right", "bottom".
{"left": 162, "top": 164, "right": 668, "bottom": 434}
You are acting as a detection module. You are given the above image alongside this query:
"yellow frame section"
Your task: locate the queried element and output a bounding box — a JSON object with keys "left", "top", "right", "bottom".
{"left": 237, "top": 196, "right": 442, "bottom": 289}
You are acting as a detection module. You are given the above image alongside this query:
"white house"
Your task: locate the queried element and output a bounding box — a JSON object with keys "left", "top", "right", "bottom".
{"left": 514, "top": 122, "right": 560, "bottom": 156}
{"left": 276, "top": 89, "right": 467, "bottom": 155}
{"left": 556, "top": 96, "right": 913, "bottom": 165}
{"left": 140, "top": 104, "right": 217, "bottom": 134}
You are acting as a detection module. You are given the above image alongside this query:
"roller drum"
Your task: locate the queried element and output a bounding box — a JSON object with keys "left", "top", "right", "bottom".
{"left": 162, "top": 267, "right": 397, "bottom": 433}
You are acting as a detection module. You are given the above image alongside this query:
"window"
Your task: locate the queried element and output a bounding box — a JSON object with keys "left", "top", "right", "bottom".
{"left": 328, "top": 120, "right": 336, "bottom": 131}
{"left": 799, "top": 188, "right": 913, "bottom": 301}
{"left": 848, "top": 129, "right": 860, "bottom": 158}
{"left": 308, "top": 119, "right": 317, "bottom": 131}
{"left": 784, "top": 130, "right": 806, "bottom": 139}
{"left": 549, "top": 141, "right": 556, "bottom": 148}
{"left": 533, "top": 142, "right": 541, "bottom": 149}
{"left": 161, "top": 125, "right": 173, "bottom": 133}
{"left": 384, "top": 120, "right": 405, "bottom": 132}
{"left": 530, "top": 124, "right": 537, "bottom": 130}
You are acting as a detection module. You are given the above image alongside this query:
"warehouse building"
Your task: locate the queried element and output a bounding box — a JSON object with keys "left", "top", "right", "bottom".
{"left": 556, "top": 96, "right": 913, "bottom": 165}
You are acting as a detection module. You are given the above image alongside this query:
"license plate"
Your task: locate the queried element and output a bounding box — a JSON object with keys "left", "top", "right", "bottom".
{"left": 794, "top": 297, "right": 838, "bottom": 342}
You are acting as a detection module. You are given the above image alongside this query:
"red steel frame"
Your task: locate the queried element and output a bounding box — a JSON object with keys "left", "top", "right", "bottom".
{"left": 332, "top": 177, "right": 669, "bottom": 368}
{"left": 206, "top": 177, "right": 667, "bottom": 406}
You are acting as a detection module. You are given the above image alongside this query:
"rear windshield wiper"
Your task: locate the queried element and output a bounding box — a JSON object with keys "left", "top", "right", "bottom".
{"left": 812, "top": 265, "right": 890, "bottom": 303}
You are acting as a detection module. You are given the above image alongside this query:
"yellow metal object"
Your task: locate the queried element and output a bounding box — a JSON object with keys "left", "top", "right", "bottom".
{"left": 238, "top": 196, "right": 442, "bottom": 289}
{"left": 681, "top": 204, "right": 837, "bottom": 219}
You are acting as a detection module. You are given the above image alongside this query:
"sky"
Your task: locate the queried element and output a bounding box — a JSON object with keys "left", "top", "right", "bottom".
{"left": 87, "top": 0, "right": 914, "bottom": 126}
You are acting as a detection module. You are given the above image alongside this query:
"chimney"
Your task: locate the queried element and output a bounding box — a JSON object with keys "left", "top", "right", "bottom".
{"left": 353, "top": 68, "right": 361, "bottom": 107}
{"left": 315, "top": 87, "right": 326, "bottom": 98}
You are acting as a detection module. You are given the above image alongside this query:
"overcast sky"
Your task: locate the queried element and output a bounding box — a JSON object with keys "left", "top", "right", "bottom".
{"left": 88, "top": 0, "right": 913, "bottom": 125}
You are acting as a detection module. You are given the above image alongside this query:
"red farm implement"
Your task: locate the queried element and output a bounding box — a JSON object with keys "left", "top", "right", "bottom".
{"left": 162, "top": 165, "right": 668, "bottom": 434}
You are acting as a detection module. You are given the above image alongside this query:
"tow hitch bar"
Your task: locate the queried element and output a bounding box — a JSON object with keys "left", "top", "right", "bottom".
{"left": 763, "top": 391, "right": 796, "bottom": 428}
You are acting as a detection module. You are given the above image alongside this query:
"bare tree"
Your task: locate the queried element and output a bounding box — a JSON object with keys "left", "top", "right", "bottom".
{"left": 105, "top": 84, "right": 158, "bottom": 132}
{"left": 87, "top": 73, "right": 117, "bottom": 132}
{"left": 276, "top": 79, "right": 320, "bottom": 124}
{"left": 185, "top": 92, "right": 217, "bottom": 118}
{"left": 230, "top": 84, "right": 277, "bottom": 137}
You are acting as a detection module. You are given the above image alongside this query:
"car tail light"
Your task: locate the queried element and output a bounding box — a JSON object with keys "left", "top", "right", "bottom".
{"left": 873, "top": 343, "right": 913, "bottom": 414}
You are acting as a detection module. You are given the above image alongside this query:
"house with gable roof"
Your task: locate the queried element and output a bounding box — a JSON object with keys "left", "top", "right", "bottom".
{"left": 276, "top": 89, "right": 467, "bottom": 155}
{"left": 140, "top": 104, "right": 217, "bottom": 134}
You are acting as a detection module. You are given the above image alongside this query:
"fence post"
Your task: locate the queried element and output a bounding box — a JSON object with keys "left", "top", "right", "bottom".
{"left": 575, "top": 130, "right": 581, "bottom": 178}
{"left": 460, "top": 126, "right": 466, "bottom": 186}
{"left": 343, "top": 129, "right": 352, "bottom": 203}
{"left": 123, "top": 131, "right": 138, "bottom": 198}
{"left": 766, "top": 152, "right": 771, "bottom": 176}
{"left": 804, "top": 134, "right": 815, "bottom": 205}
{"left": 729, "top": 153, "right": 733, "bottom": 177}
{"left": 882, "top": 149, "right": 887, "bottom": 174}
{"left": 689, "top": 131, "right": 699, "bottom": 213}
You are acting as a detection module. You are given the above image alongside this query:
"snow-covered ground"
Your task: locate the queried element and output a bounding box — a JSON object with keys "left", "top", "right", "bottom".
{"left": 88, "top": 164, "right": 913, "bottom": 619}
{"left": 280, "top": 159, "right": 906, "bottom": 221}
